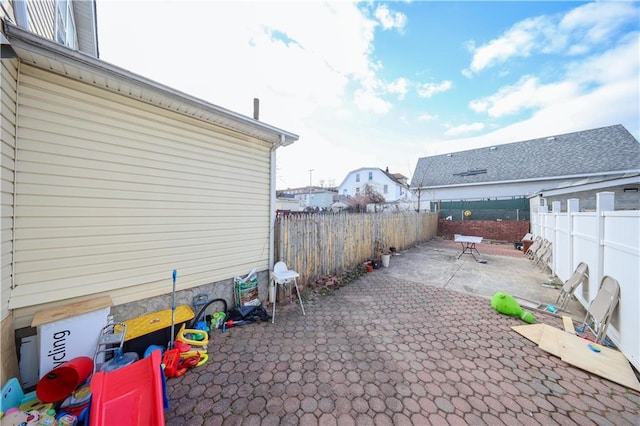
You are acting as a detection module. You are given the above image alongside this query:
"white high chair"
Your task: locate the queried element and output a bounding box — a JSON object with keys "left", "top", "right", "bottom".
{"left": 270, "top": 261, "right": 305, "bottom": 323}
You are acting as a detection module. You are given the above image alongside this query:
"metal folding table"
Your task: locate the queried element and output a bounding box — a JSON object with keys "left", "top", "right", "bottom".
{"left": 454, "top": 234, "right": 483, "bottom": 261}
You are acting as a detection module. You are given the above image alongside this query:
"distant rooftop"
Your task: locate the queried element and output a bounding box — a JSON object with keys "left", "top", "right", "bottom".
{"left": 411, "top": 125, "right": 640, "bottom": 188}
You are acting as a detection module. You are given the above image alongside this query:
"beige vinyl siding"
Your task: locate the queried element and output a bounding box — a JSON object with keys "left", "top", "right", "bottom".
{"left": 10, "top": 65, "right": 273, "bottom": 320}
{"left": 1, "top": 59, "right": 18, "bottom": 321}
{"left": 1, "top": 1, "right": 14, "bottom": 21}
{"left": 25, "top": 0, "right": 54, "bottom": 40}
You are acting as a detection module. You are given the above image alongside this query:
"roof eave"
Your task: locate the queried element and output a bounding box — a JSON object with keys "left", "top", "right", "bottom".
{"left": 411, "top": 169, "right": 640, "bottom": 191}
{"left": 528, "top": 173, "right": 640, "bottom": 198}
{"left": 3, "top": 21, "right": 298, "bottom": 147}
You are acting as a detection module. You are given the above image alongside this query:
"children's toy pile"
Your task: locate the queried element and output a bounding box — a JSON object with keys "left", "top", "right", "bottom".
{"left": 5, "top": 269, "right": 274, "bottom": 425}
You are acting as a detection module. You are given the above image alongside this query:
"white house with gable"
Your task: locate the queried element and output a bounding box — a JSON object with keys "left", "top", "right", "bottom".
{"left": 338, "top": 167, "right": 413, "bottom": 202}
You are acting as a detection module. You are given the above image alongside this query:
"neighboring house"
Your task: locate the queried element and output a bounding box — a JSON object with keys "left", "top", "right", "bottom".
{"left": 410, "top": 125, "right": 640, "bottom": 211}
{"left": 278, "top": 186, "right": 338, "bottom": 209}
{"left": 1, "top": 1, "right": 297, "bottom": 381}
{"left": 1, "top": 0, "right": 99, "bottom": 57}
{"left": 338, "top": 167, "right": 413, "bottom": 202}
{"left": 309, "top": 188, "right": 337, "bottom": 209}
{"left": 275, "top": 192, "right": 301, "bottom": 212}
{"left": 329, "top": 200, "right": 351, "bottom": 212}
{"left": 529, "top": 173, "right": 640, "bottom": 213}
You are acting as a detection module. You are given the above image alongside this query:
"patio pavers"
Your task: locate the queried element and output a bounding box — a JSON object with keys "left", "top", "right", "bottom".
{"left": 164, "top": 241, "right": 640, "bottom": 425}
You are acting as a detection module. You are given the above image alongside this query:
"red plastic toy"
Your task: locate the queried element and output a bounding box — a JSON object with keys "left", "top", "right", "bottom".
{"left": 162, "top": 349, "right": 186, "bottom": 378}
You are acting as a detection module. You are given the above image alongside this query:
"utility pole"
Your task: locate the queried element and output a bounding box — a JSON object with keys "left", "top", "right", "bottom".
{"left": 308, "top": 169, "right": 314, "bottom": 208}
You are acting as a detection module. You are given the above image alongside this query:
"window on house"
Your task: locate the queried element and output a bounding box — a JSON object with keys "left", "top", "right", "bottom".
{"left": 55, "top": 0, "right": 78, "bottom": 50}
{"left": 368, "top": 172, "right": 373, "bottom": 181}
{"left": 383, "top": 185, "right": 388, "bottom": 194}
{"left": 356, "top": 174, "right": 360, "bottom": 182}
{"left": 355, "top": 187, "right": 360, "bottom": 195}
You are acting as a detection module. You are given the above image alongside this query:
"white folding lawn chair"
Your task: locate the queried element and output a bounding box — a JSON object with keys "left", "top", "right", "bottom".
{"left": 577, "top": 275, "right": 620, "bottom": 344}
{"left": 552, "top": 262, "right": 589, "bottom": 312}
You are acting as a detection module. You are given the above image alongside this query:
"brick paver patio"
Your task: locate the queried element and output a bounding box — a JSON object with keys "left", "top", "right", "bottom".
{"left": 164, "top": 242, "right": 640, "bottom": 425}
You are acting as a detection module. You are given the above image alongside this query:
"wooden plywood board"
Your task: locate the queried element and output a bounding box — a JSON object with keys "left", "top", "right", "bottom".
{"left": 512, "top": 322, "right": 640, "bottom": 392}
{"left": 557, "top": 332, "right": 640, "bottom": 392}
{"left": 1, "top": 315, "right": 20, "bottom": 385}
{"left": 511, "top": 323, "right": 546, "bottom": 345}
{"left": 538, "top": 324, "right": 562, "bottom": 357}
{"left": 31, "top": 296, "right": 113, "bottom": 327}
{"left": 562, "top": 316, "right": 575, "bottom": 333}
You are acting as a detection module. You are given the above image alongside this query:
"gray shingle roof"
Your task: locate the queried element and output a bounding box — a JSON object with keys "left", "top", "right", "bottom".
{"left": 410, "top": 125, "right": 640, "bottom": 188}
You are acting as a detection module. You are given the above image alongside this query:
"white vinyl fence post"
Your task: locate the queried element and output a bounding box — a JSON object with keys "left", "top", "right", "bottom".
{"left": 567, "top": 198, "right": 580, "bottom": 281}
{"left": 551, "top": 201, "right": 561, "bottom": 274}
{"left": 594, "top": 192, "right": 615, "bottom": 298}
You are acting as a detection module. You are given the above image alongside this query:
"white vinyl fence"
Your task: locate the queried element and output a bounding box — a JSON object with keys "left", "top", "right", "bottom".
{"left": 530, "top": 192, "right": 640, "bottom": 370}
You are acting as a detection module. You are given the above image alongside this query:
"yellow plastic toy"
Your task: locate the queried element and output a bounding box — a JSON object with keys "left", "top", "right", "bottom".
{"left": 176, "top": 324, "right": 209, "bottom": 349}
{"left": 179, "top": 350, "right": 208, "bottom": 367}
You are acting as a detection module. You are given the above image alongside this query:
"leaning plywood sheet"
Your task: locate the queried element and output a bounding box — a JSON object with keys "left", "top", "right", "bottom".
{"left": 562, "top": 316, "right": 575, "bottom": 333}
{"left": 557, "top": 332, "right": 640, "bottom": 392}
{"left": 32, "top": 296, "right": 113, "bottom": 327}
{"left": 538, "top": 325, "right": 562, "bottom": 357}
{"left": 511, "top": 323, "right": 640, "bottom": 392}
{"left": 511, "top": 323, "right": 545, "bottom": 345}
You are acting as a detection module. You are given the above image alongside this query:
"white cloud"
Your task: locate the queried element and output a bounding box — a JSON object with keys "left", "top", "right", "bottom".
{"left": 97, "top": 1, "right": 396, "bottom": 132}
{"left": 566, "top": 32, "right": 640, "bottom": 86}
{"left": 96, "top": 2, "right": 639, "bottom": 189}
{"left": 560, "top": 2, "right": 637, "bottom": 46}
{"left": 465, "top": 2, "right": 639, "bottom": 75}
{"left": 461, "top": 68, "right": 473, "bottom": 79}
{"left": 417, "top": 80, "right": 453, "bottom": 98}
{"left": 431, "top": 64, "right": 638, "bottom": 153}
{"left": 387, "top": 77, "right": 409, "bottom": 100}
{"left": 444, "top": 122, "right": 485, "bottom": 136}
{"left": 469, "top": 76, "right": 579, "bottom": 118}
{"left": 469, "top": 32, "right": 639, "bottom": 120}
{"left": 467, "top": 16, "right": 549, "bottom": 73}
{"left": 354, "top": 90, "right": 393, "bottom": 114}
{"left": 431, "top": 71, "right": 639, "bottom": 154}
{"left": 418, "top": 113, "right": 438, "bottom": 122}
{"left": 374, "top": 4, "right": 407, "bottom": 32}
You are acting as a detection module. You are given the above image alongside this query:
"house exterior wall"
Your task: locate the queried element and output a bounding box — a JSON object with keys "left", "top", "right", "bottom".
{"left": 310, "top": 191, "right": 334, "bottom": 209}
{"left": 1, "top": 1, "right": 14, "bottom": 21}
{"left": 9, "top": 65, "right": 274, "bottom": 328}
{"left": 543, "top": 185, "right": 639, "bottom": 212}
{"left": 276, "top": 198, "right": 300, "bottom": 211}
{"left": 1, "top": 58, "right": 18, "bottom": 322}
{"left": 415, "top": 178, "right": 589, "bottom": 210}
{"left": 338, "top": 168, "right": 410, "bottom": 202}
{"left": 23, "top": 0, "right": 55, "bottom": 40}
{"left": 5, "top": 0, "right": 98, "bottom": 57}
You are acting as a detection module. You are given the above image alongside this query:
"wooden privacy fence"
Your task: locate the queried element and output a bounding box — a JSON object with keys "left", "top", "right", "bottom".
{"left": 274, "top": 211, "right": 438, "bottom": 285}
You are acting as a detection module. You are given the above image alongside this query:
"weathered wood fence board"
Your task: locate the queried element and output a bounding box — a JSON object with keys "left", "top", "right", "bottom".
{"left": 275, "top": 212, "right": 438, "bottom": 284}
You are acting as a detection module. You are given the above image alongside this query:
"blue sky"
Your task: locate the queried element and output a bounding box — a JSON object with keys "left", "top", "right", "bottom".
{"left": 97, "top": 1, "right": 640, "bottom": 189}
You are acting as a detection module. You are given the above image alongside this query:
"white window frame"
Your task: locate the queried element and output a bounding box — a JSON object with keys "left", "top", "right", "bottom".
{"left": 55, "top": 0, "right": 77, "bottom": 50}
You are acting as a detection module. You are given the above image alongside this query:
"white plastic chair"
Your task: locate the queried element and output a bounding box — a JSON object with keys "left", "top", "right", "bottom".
{"left": 271, "top": 261, "right": 305, "bottom": 323}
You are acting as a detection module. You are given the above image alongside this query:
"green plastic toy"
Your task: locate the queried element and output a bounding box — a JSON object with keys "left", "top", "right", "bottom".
{"left": 490, "top": 292, "right": 536, "bottom": 324}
